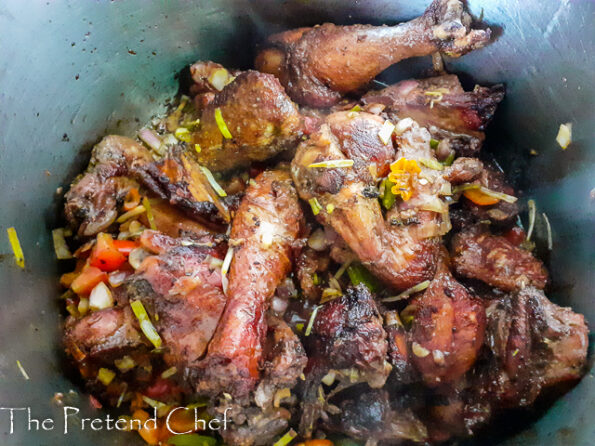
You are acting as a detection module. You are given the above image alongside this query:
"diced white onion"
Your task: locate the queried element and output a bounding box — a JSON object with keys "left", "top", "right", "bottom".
{"left": 307, "top": 228, "right": 327, "bottom": 251}
{"left": 556, "top": 123, "right": 572, "bottom": 149}
{"left": 378, "top": 120, "right": 395, "bottom": 145}
{"left": 128, "top": 247, "right": 151, "bottom": 270}
{"left": 89, "top": 282, "right": 114, "bottom": 311}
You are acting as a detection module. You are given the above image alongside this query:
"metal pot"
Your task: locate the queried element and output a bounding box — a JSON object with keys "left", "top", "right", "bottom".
{"left": 0, "top": 1, "right": 593, "bottom": 444}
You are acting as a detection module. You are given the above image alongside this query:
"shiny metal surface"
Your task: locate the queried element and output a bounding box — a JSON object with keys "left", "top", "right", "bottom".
{"left": 0, "top": 1, "right": 593, "bottom": 445}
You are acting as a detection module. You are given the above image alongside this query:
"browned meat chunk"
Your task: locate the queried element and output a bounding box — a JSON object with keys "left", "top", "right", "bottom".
{"left": 485, "top": 287, "right": 588, "bottom": 407}
{"left": 256, "top": 0, "right": 491, "bottom": 106}
{"left": 294, "top": 245, "right": 329, "bottom": 301}
{"left": 312, "top": 284, "right": 391, "bottom": 388}
{"left": 451, "top": 226, "right": 548, "bottom": 292}
{"left": 363, "top": 75, "right": 504, "bottom": 156}
{"left": 194, "top": 169, "right": 303, "bottom": 398}
{"left": 409, "top": 254, "right": 486, "bottom": 385}
{"left": 385, "top": 311, "right": 417, "bottom": 383}
{"left": 192, "top": 71, "right": 304, "bottom": 172}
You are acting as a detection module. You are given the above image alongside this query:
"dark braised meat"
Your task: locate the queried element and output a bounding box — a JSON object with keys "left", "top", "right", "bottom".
{"left": 192, "top": 71, "right": 304, "bottom": 172}
{"left": 294, "top": 245, "right": 329, "bottom": 301}
{"left": 256, "top": 0, "right": 491, "bottom": 106}
{"left": 363, "top": 75, "right": 504, "bottom": 156}
{"left": 385, "top": 311, "right": 417, "bottom": 383}
{"left": 193, "top": 169, "right": 303, "bottom": 398}
{"left": 409, "top": 254, "right": 486, "bottom": 386}
{"left": 451, "top": 225, "right": 548, "bottom": 292}
{"left": 485, "top": 287, "right": 588, "bottom": 407}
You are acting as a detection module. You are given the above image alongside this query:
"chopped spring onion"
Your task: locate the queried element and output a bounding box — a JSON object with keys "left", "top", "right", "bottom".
{"left": 334, "top": 259, "right": 352, "bottom": 279}
{"left": 200, "top": 166, "right": 227, "bottom": 197}
{"left": 295, "top": 323, "right": 304, "bottom": 333}
{"left": 175, "top": 127, "right": 192, "bottom": 143}
{"left": 308, "top": 197, "right": 322, "bottom": 216}
{"left": 321, "top": 370, "right": 337, "bottom": 386}
{"left": 326, "top": 203, "right": 335, "bottom": 214}
{"left": 116, "top": 205, "right": 146, "bottom": 223}
{"left": 272, "top": 429, "right": 297, "bottom": 446}
{"left": 347, "top": 105, "right": 361, "bottom": 118}
{"left": 378, "top": 120, "right": 395, "bottom": 145}
{"left": 130, "top": 300, "right": 163, "bottom": 349}
{"left": 304, "top": 305, "right": 320, "bottom": 337}
{"left": 430, "top": 138, "right": 440, "bottom": 149}
{"left": 542, "top": 212, "right": 553, "bottom": 250}
{"left": 161, "top": 366, "right": 178, "bottom": 379}
{"left": 138, "top": 128, "right": 162, "bottom": 152}
{"left": 556, "top": 122, "right": 572, "bottom": 149}
{"left": 526, "top": 199, "right": 537, "bottom": 241}
{"left": 16, "top": 360, "right": 30, "bottom": 380}
{"left": 116, "top": 385, "right": 127, "bottom": 408}
{"left": 321, "top": 288, "right": 343, "bottom": 303}
{"left": 89, "top": 282, "right": 114, "bottom": 311}
{"left": 97, "top": 368, "right": 116, "bottom": 386}
{"left": 442, "top": 152, "right": 455, "bottom": 166}
{"left": 142, "top": 197, "right": 157, "bottom": 230}
{"left": 347, "top": 264, "right": 380, "bottom": 293}
{"left": 52, "top": 228, "right": 73, "bottom": 259}
{"left": 194, "top": 143, "right": 202, "bottom": 154}
{"left": 454, "top": 184, "right": 517, "bottom": 204}
{"left": 169, "top": 434, "right": 217, "bottom": 446}
{"left": 142, "top": 395, "right": 168, "bottom": 410}
{"left": 181, "top": 118, "right": 201, "bottom": 130}
{"left": 214, "top": 107, "right": 233, "bottom": 139}
{"left": 7, "top": 227, "right": 25, "bottom": 268}
{"left": 419, "top": 157, "right": 444, "bottom": 171}
{"left": 381, "top": 178, "right": 396, "bottom": 210}
{"left": 411, "top": 342, "right": 430, "bottom": 358}
{"left": 312, "top": 273, "right": 320, "bottom": 286}
{"left": 382, "top": 280, "right": 431, "bottom": 303}
{"left": 308, "top": 159, "right": 354, "bottom": 169}
{"left": 221, "top": 247, "right": 234, "bottom": 276}
{"left": 114, "top": 356, "right": 136, "bottom": 373}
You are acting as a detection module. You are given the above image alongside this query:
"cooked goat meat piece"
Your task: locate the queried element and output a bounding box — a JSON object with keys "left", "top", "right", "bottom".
{"left": 138, "top": 199, "right": 216, "bottom": 239}
{"left": 409, "top": 253, "right": 486, "bottom": 385}
{"left": 256, "top": 0, "right": 491, "bottom": 107}
{"left": 65, "top": 135, "right": 153, "bottom": 236}
{"left": 363, "top": 75, "right": 504, "bottom": 156}
{"left": 325, "top": 388, "right": 428, "bottom": 443}
{"left": 192, "top": 71, "right": 304, "bottom": 172}
{"left": 194, "top": 169, "right": 303, "bottom": 398}
{"left": 254, "top": 315, "right": 308, "bottom": 409}
{"left": 443, "top": 157, "right": 484, "bottom": 184}
{"left": 64, "top": 307, "right": 148, "bottom": 363}
{"left": 451, "top": 225, "right": 548, "bottom": 292}
{"left": 294, "top": 245, "right": 329, "bottom": 301}
{"left": 485, "top": 287, "right": 588, "bottom": 407}
{"left": 385, "top": 311, "right": 418, "bottom": 383}
{"left": 312, "top": 284, "right": 391, "bottom": 388}
{"left": 292, "top": 113, "right": 446, "bottom": 291}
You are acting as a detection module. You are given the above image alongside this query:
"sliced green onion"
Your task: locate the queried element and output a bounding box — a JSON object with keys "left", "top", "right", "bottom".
{"left": 295, "top": 322, "right": 304, "bottom": 333}
{"left": 169, "top": 434, "right": 217, "bottom": 446}
{"left": 174, "top": 127, "right": 192, "bottom": 142}
{"left": 52, "top": 228, "right": 73, "bottom": 259}
{"left": 526, "top": 199, "right": 537, "bottom": 241}
{"left": 200, "top": 166, "right": 227, "bottom": 197}
{"left": 114, "top": 356, "right": 136, "bottom": 373}
{"left": 442, "top": 152, "right": 455, "bottom": 166}
{"left": 273, "top": 429, "right": 297, "bottom": 446}
{"left": 542, "top": 212, "right": 553, "bottom": 250}
{"left": 130, "top": 300, "right": 163, "bottom": 349}
{"left": 161, "top": 366, "right": 178, "bottom": 379}
{"left": 116, "top": 204, "right": 146, "bottom": 223}
{"left": 382, "top": 280, "right": 431, "bottom": 303}
{"left": 142, "top": 395, "right": 167, "bottom": 410}
{"left": 347, "top": 264, "right": 380, "bottom": 293}
{"left": 381, "top": 178, "right": 396, "bottom": 210}
{"left": 214, "top": 107, "right": 232, "bottom": 139}
{"left": 430, "top": 138, "right": 440, "bottom": 149}
{"left": 97, "top": 368, "right": 116, "bottom": 386}
{"left": 7, "top": 227, "right": 25, "bottom": 268}
{"left": 556, "top": 122, "right": 572, "bottom": 149}
{"left": 308, "top": 197, "right": 322, "bottom": 216}
{"left": 16, "top": 360, "right": 30, "bottom": 380}
{"left": 304, "top": 305, "right": 320, "bottom": 337}
{"left": 142, "top": 197, "right": 157, "bottom": 230}
{"left": 347, "top": 105, "right": 361, "bottom": 118}
{"left": 476, "top": 186, "right": 517, "bottom": 204}
{"left": 378, "top": 120, "right": 395, "bottom": 145}
{"left": 334, "top": 259, "right": 352, "bottom": 279}
{"left": 312, "top": 272, "right": 320, "bottom": 286}
{"left": 419, "top": 158, "right": 444, "bottom": 171}
{"left": 116, "top": 385, "right": 127, "bottom": 408}
{"left": 194, "top": 143, "right": 202, "bottom": 154}
{"left": 308, "top": 159, "right": 354, "bottom": 169}
{"left": 326, "top": 203, "right": 335, "bottom": 214}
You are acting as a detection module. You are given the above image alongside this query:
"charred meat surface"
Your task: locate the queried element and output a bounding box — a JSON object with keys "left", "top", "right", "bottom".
{"left": 194, "top": 169, "right": 303, "bottom": 398}
{"left": 451, "top": 225, "right": 548, "bottom": 292}
{"left": 257, "top": 0, "right": 491, "bottom": 106}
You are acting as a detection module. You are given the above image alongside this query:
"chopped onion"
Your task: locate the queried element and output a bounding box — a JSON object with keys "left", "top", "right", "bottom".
{"left": 304, "top": 305, "right": 320, "bottom": 336}
{"left": 7, "top": 227, "right": 25, "bottom": 268}
{"left": 412, "top": 342, "right": 430, "bottom": 358}
{"left": 130, "top": 300, "right": 163, "bottom": 349}
{"left": 273, "top": 388, "right": 291, "bottom": 408}
{"left": 108, "top": 270, "right": 129, "bottom": 287}
{"left": 419, "top": 157, "right": 444, "bottom": 171}
{"left": 214, "top": 107, "right": 233, "bottom": 139}
{"left": 307, "top": 228, "right": 327, "bottom": 251}
{"left": 556, "top": 123, "right": 572, "bottom": 149}
{"left": 78, "top": 297, "right": 90, "bottom": 316}
{"left": 271, "top": 296, "right": 289, "bottom": 314}
{"left": 116, "top": 205, "right": 146, "bottom": 223}
{"left": 308, "top": 159, "right": 354, "bottom": 169}
{"left": 382, "top": 280, "right": 431, "bottom": 303}
{"left": 394, "top": 117, "right": 415, "bottom": 135}
{"left": 272, "top": 429, "right": 297, "bottom": 446}
{"left": 419, "top": 196, "right": 449, "bottom": 214}
{"left": 378, "top": 120, "right": 395, "bottom": 145}
{"left": 542, "top": 212, "right": 553, "bottom": 250}
{"left": 114, "top": 356, "right": 136, "bottom": 373}
{"left": 138, "top": 128, "right": 162, "bottom": 151}
{"left": 174, "top": 127, "right": 192, "bottom": 142}
{"left": 52, "top": 228, "right": 73, "bottom": 259}
{"left": 128, "top": 247, "right": 151, "bottom": 270}
{"left": 208, "top": 68, "right": 232, "bottom": 91}
{"left": 526, "top": 199, "right": 537, "bottom": 241}
{"left": 16, "top": 360, "right": 30, "bottom": 380}
{"left": 200, "top": 166, "right": 227, "bottom": 197}
{"left": 321, "top": 370, "right": 337, "bottom": 386}
{"left": 89, "top": 282, "right": 114, "bottom": 311}
{"left": 221, "top": 246, "right": 234, "bottom": 276}
{"left": 308, "top": 197, "right": 322, "bottom": 216}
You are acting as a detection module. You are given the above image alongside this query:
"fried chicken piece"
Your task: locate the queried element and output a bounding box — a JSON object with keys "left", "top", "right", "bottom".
{"left": 363, "top": 75, "right": 504, "bottom": 156}
{"left": 65, "top": 135, "right": 153, "bottom": 236}
{"left": 256, "top": 0, "right": 491, "bottom": 106}
{"left": 451, "top": 225, "right": 548, "bottom": 292}
{"left": 192, "top": 71, "right": 304, "bottom": 172}
{"left": 291, "top": 113, "right": 445, "bottom": 290}
{"left": 409, "top": 254, "right": 486, "bottom": 385}
{"left": 485, "top": 287, "right": 589, "bottom": 407}
{"left": 193, "top": 169, "right": 303, "bottom": 398}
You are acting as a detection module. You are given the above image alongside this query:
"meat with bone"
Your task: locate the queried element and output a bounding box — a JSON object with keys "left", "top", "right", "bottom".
{"left": 291, "top": 112, "right": 443, "bottom": 291}
{"left": 363, "top": 75, "right": 504, "bottom": 156}
{"left": 191, "top": 71, "right": 305, "bottom": 172}
{"left": 193, "top": 169, "right": 303, "bottom": 398}
{"left": 451, "top": 225, "right": 548, "bottom": 292}
{"left": 256, "top": 0, "right": 491, "bottom": 106}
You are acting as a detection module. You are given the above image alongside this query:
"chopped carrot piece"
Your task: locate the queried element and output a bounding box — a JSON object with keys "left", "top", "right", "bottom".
{"left": 463, "top": 188, "right": 500, "bottom": 206}
{"left": 89, "top": 233, "right": 127, "bottom": 272}
{"left": 71, "top": 265, "right": 107, "bottom": 295}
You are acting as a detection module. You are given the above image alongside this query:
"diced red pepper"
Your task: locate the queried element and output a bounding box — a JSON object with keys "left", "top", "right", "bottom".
{"left": 71, "top": 265, "right": 107, "bottom": 295}
{"left": 89, "top": 233, "right": 127, "bottom": 272}
{"left": 113, "top": 239, "right": 140, "bottom": 256}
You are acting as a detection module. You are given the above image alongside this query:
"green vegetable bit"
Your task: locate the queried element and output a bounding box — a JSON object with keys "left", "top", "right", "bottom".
{"left": 168, "top": 434, "right": 217, "bottom": 446}
{"left": 347, "top": 263, "right": 380, "bottom": 293}
{"left": 381, "top": 178, "right": 396, "bottom": 210}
